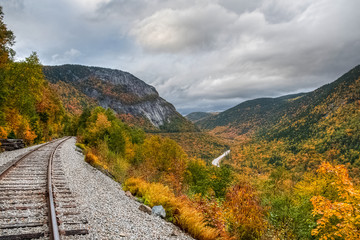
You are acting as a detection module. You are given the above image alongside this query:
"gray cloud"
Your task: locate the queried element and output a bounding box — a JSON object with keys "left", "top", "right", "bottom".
{"left": 130, "top": 4, "right": 237, "bottom": 53}
{"left": 1, "top": 0, "right": 360, "bottom": 115}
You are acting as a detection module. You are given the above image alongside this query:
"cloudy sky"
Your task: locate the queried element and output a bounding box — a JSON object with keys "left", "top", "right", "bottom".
{"left": 1, "top": 0, "right": 360, "bottom": 114}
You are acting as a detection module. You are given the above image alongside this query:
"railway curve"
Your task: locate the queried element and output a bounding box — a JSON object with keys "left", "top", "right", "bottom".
{"left": 0, "top": 137, "right": 88, "bottom": 239}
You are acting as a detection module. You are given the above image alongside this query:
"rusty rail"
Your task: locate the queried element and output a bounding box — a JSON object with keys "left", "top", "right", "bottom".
{"left": 0, "top": 136, "right": 88, "bottom": 239}
{"left": 0, "top": 139, "right": 57, "bottom": 180}
{"left": 47, "top": 137, "right": 71, "bottom": 240}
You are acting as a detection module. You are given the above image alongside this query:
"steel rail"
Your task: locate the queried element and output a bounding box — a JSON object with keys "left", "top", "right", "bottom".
{"left": 0, "top": 138, "right": 58, "bottom": 180}
{"left": 0, "top": 136, "right": 72, "bottom": 239}
{"left": 47, "top": 136, "right": 71, "bottom": 240}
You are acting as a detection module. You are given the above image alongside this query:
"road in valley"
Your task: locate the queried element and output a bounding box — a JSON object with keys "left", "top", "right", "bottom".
{"left": 212, "top": 150, "right": 230, "bottom": 167}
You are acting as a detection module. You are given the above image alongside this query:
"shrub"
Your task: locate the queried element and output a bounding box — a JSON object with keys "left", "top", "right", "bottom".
{"left": 85, "top": 152, "right": 100, "bottom": 166}
{"left": 224, "top": 183, "right": 267, "bottom": 239}
{"left": 75, "top": 142, "right": 86, "bottom": 151}
{"left": 123, "top": 177, "right": 220, "bottom": 240}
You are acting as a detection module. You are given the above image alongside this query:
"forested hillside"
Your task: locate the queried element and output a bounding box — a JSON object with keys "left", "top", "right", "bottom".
{"left": 185, "top": 112, "right": 217, "bottom": 123}
{"left": 197, "top": 66, "right": 360, "bottom": 143}
{"left": 43, "top": 65, "right": 197, "bottom": 133}
{"left": 205, "top": 66, "right": 360, "bottom": 239}
{"left": 196, "top": 93, "right": 305, "bottom": 134}
{"left": 2, "top": 4, "right": 360, "bottom": 239}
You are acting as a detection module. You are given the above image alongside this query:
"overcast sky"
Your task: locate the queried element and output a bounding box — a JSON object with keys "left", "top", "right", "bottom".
{"left": 1, "top": 0, "right": 360, "bottom": 114}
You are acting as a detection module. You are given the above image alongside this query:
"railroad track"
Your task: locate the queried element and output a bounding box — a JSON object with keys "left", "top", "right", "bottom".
{"left": 0, "top": 137, "right": 88, "bottom": 239}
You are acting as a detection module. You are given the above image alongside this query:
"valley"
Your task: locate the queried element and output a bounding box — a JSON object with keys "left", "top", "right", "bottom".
{"left": 1, "top": 3, "right": 360, "bottom": 240}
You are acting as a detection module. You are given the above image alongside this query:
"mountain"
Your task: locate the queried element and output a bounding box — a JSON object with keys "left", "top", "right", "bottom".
{"left": 43, "top": 65, "right": 197, "bottom": 132}
{"left": 196, "top": 93, "right": 305, "bottom": 135}
{"left": 197, "top": 65, "right": 360, "bottom": 141}
{"left": 185, "top": 112, "right": 218, "bottom": 122}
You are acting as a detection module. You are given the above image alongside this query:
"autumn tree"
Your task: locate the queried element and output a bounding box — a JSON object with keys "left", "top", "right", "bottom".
{"left": 0, "top": 6, "right": 15, "bottom": 124}
{"left": 224, "top": 183, "right": 267, "bottom": 239}
{"left": 185, "top": 158, "right": 210, "bottom": 196}
{"left": 0, "top": 6, "right": 14, "bottom": 67}
{"left": 311, "top": 162, "right": 360, "bottom": 240}
{"left": 140, "top": 135, "right": 188, "bottom": 194}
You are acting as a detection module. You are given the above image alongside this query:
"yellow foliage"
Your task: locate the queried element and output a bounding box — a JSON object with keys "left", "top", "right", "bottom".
{"left": 123, "top": 177, "right": 219, "bottom": 240}
{"left": 311, "top": 162, "right": 360, "bottom": 240}
{"left": 5, "top": 108, "right": 22, "bottom": 132}
{"left": 15, "top": 118, "right": 37, "bottom": 144}
{"left": 95, "top": 113, "right": 111, "bottom": 130}
{"left": 85, "top": 152, "right": 100, "bottom": 166}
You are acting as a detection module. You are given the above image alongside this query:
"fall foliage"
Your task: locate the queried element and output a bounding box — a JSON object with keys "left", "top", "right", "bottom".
{"left": 2, "top": 5, "right": 360, "bottom": 240}
{"left": 311, "top": 162, "right": 360, "bottom": 240}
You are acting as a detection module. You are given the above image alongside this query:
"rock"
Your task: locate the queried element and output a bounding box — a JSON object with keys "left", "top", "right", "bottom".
{"left": 119, "top": 232, "right": 129, "bottom": 237}
{"left": 43, "top": 65, "right": 197, "bottom": 131}
{"left": 152, "top": 205, "right": 166, "bottom": 218}
{"left": 0, "top": 139, "right": 25, "bottom": 151}
{"left": 171, "top": 230, "right": 180, "bottom": 236}
{"left": 138, "top": 204, "right": 152, "bottom": 215}
{"left": 125, "top": 191, "right": 134, "bottom": 199}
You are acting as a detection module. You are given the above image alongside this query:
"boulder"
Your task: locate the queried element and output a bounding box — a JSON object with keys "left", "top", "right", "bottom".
{"left": 152, "top": 205, "right": 166, "bottom": 218}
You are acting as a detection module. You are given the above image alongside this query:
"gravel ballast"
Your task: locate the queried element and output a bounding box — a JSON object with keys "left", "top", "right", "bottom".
{"left": 0, "top": 142, "right": 47, "bottom": 167}
{"left": 57, "top": 137, "right": 194, "bottom": 240}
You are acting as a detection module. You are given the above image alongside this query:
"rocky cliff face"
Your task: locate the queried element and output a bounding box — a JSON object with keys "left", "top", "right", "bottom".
{"left": 43, "top": 64, "right": 196, "bottom": 132}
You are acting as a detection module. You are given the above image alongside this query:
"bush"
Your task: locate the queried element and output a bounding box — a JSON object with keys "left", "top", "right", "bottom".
{"left": 85, "top": 152, "right": 100, "bottom": 166}
{"left": 123, "top": 177, "right": 219, "bottom": 240}
{"left": 75, "top": 142, "right": 86, "bottom": 151}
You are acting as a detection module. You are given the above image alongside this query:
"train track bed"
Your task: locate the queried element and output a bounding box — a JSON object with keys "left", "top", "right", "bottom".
{"left": 0, "top": 142, "right": 47, "bottom": 171}
{"left": 0, "top": 138, "right": 88, "bottom": 239}
{"left": 58, "top": 138, "right": 193, "bottom": 240}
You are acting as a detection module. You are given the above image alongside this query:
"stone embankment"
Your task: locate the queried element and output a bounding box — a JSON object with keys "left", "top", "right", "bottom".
{"left": 0, "top": 139, "right": 25, "bottom": 151}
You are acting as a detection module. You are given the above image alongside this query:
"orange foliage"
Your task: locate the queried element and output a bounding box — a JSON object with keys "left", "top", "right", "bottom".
{"left": 194, "top": 196, "right": 230, "bottom": 239}
{"left": 0, "top": 127, "right": 7, "bottom": 139}
{"left": 224, "top": 184, "right": 267, "bottom": 239}
{"left": 311, "top": 162, "right": 360, "bottom": 240}
{"left": 23, "top": 127, "right": 37, "bottom": 144}
{"left": 5, "top": 108, "right": 22, "bottom": 132}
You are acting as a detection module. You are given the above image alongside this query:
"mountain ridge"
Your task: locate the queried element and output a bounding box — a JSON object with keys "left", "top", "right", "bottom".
{"left": 196, "top": 65, "right": 360, "bottom": 139}
{"left": 185, "top": 111, "right": 218, "bottom": 123}
{"left": 43, "top": 64, "right": 197, "bottom": 132}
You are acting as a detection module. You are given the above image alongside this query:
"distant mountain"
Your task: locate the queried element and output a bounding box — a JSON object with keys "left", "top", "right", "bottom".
{"left": 197, "top": 65, "right": 360, "bottom": 142}
{"left": 43, "top": 65, "right": 197, "bottom": 132}
{"left": 196, "top": 93, "right": 305, "bottom": 135}
{"left": 186, "top": 112, "right": 218, "bottom": 122}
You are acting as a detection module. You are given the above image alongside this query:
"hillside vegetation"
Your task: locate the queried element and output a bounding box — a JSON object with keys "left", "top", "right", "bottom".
{"left": 43, "top": 64, "right": 197, "bottom": 133}
{"left": 0, "top": 9, "right": 66, "bottom": 143}
{"left": 2, "top": 5, "right": 360, "bottom": 239}
{"left": 155, "top": 132, "right": 228, "bottom": 162}
{"left": 200, "top": 65, "right": 360, "bottom": 239}
{"left": 186, "top": 112, "right": 217, "bottom": 123}
{"left": 0, "top": 9, "right": 263, "bottom": 239}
